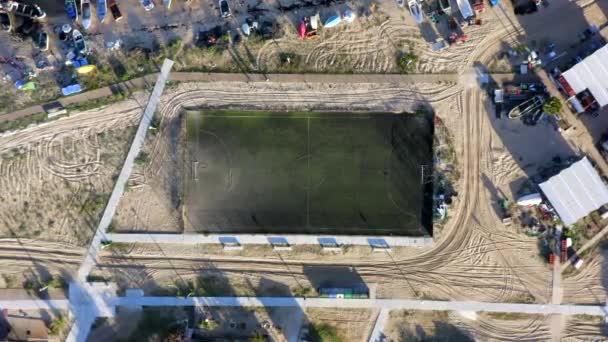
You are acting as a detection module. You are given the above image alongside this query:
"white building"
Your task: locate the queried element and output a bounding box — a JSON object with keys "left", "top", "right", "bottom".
{"left": 539, "top": 157, "right": 608, "bottom": 226}
{"left": 561, "top": 44, "right": 608, "bottom": 110}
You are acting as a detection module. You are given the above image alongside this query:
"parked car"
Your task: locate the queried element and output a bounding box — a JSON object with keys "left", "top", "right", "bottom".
{"left": 140, "top": 0, "right": 155, "bottom": 11}
{"left": 219, "top": 0, "right": 231, "bottom": 18}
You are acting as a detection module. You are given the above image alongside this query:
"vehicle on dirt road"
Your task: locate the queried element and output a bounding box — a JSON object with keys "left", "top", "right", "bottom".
{"left": 219, "top": 0, "right": 231, "bottom": 18}
{"left": 108, "top": 0, "right": 122, "bottom": 21}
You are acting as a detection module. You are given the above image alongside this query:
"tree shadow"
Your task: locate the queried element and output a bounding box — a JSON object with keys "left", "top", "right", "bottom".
{"left": 303, "top": 265, "right": 369, "bottom": 296}
{"left": 397, "top": 320, "right": 473, "bottom": 341}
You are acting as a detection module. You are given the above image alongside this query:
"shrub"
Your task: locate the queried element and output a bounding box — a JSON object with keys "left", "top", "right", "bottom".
{"left": 310, "top": 323, "right": 341, "bottom": 342}
{"left": 543, "top": 96, "right": 562, "bottom": 114}
{"left": 397, "top": 52, "right": 418, "bottom": 73}
{"left": 50, "top": 316, "right": 67, "bottom": 335}
{"left": 135, "top": 151, "right": 150, "bottom": 165}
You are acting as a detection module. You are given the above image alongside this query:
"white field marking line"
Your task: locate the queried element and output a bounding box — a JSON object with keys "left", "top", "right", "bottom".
{"left": 307, "top": 115, "right": 310, "bottom": 228}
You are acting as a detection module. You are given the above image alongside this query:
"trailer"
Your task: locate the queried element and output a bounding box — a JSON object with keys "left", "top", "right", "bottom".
{"left": 508, "top": 95, "right": 544, "bottom": 119}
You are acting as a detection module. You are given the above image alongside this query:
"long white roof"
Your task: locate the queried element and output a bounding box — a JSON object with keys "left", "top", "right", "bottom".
{"left": 539, "top": 157, "right": 608, "bottom": 225}
{"left": 562, "top": 44, "right": 608, "bottom": 107}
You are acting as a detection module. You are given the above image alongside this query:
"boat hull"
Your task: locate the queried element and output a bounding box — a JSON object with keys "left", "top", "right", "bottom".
{"left": 65, "top": 0, "right": 78, "bottom": 21}
{"left": 82, "top": 0, "right": 92, "bottom": 29}
{"left": 97, "top": 0, "right": 107, "bottom": 22}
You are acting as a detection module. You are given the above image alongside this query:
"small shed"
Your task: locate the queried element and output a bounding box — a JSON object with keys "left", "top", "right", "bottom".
{"left": 539, "top": 157, "right": 608, "bottom": 225}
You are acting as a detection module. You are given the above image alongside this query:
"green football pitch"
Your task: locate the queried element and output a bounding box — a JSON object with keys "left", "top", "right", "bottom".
{"left": 184, "top": 111, "right": 433, "bottom": 236}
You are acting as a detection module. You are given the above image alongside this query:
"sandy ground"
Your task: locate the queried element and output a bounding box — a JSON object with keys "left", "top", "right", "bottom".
{"left": 87, "top": 306, "right": 303, "bottom": 341}
{"left": 0, "top": 96, "right": 143, "bottom": 284}
{"left": 385, "top": 310, "right": 553, "bottom": 341}
{"left": 561, "top": 243, "right": 608, "bottom": 305}
{"left": 0, "top": 0, "right": 605, "bottom": 338}
{"left": 0, "top": 112, "right": 137, "bottom": 246}
{"left": 95, "top": 81, "right": 553, "bottom": 305}
{"left": 562, "top": 314, "right": 608, "bottom": 341}
{"left": 304, "top": 308, "right": 376, "bottom": 342}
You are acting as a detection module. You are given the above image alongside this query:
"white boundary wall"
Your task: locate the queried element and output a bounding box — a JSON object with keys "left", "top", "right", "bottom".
{"left": 104, "top": 233, "right": 434, "bottom": 247}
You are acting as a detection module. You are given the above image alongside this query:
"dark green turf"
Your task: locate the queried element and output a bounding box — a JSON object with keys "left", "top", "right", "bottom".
{"left": 184, "top": 111, "right": 433, "bottom": 236}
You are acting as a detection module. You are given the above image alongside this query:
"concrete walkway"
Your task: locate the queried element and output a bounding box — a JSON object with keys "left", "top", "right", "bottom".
{"left": 104, "top": 233, "right": 433, "bottom": 247}
{"left": 0, "top": 299, "right": 69, "bottom": 310}
{"left": 368, "top": 308, "right": 390, "bottom": 342}
{"left": 115, "top": 296, "right": 607, "bottom": 316}
{"left": 76, "top": 59, "right": 174, "bottom": 282}
{"left": 67, "top": 60, "right": 175, "bottom": 342}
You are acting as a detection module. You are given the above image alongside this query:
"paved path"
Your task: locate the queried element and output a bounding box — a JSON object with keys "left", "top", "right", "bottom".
{"left": 67, "top": 59, "right": 175, "bottom": 342}
{"left": 2, "top": 294, "right": 606, "bottom": 320}
{"left": 550, "top": 245, "right": 563, "bottom": 341}
{"left": 115, "top": 296, "right": 607, "bottom": 316}
{"left": 0, "top": 299, "right": 69, "bottom": 310}
{"left": 368, "top": 308, "right": 389, "bottom": 342}
{"left": 76, "top": 59, "right": 174, "bottom": 282}
{"left": 104, "top": 233, "right": 433, "bottom": 247}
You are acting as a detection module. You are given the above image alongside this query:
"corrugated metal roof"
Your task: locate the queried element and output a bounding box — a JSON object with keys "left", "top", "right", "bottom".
{"left": 562, "top": 44, "right": 608, "bottom": 107}
{"left": 539, "top": 157, "right": 608, "bottom": 225}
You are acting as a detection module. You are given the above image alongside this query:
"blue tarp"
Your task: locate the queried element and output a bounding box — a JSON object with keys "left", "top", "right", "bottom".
{"left": 73, "top": 58, "right": 88, "bottom": 68}
{"left": 62, "top": 84, "right": 82, "bottom": 96}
